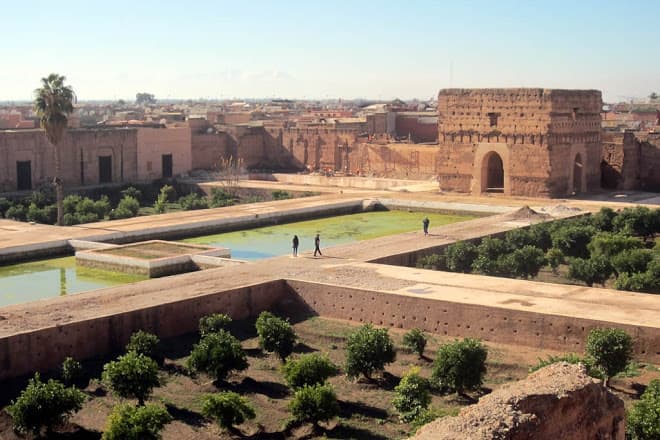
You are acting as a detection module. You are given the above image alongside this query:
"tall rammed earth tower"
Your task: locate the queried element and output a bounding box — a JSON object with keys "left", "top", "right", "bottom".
{"left": 436, "top": 88, "right": 602, "bottom": 197}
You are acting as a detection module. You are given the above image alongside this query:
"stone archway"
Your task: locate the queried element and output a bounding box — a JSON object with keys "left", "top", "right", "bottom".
{"left": 573, "top": 153, "right": 583, "bottom": 194}
{"left": 483, "top": 151, "right": 504, "bottom": 193}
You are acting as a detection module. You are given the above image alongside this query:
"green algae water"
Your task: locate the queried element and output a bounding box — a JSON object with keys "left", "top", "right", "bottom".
{"left": 0, "top": 257, "right": 146, "bottom": 307}
{"left": 0, "top": 210, "right": 474, "bottom": 307}
{"left": 182, "top": 210, "right": 475, "bottom": 260}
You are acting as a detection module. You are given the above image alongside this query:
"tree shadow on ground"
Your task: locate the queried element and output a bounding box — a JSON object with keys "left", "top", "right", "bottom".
{"left": 49, "top": 425, "right": 102, "bottom": 439}
{"left": 165, "top": 403, "right": 206, "bottom": 428}
{"left": 338, "top": 400, "right": 389, "bottom": 420}
{"left": 294, "top": 342, "right": 317, "bottom": 354}
{"left": 611, "top": 382, "right": 646, "bottom": 398}
{"left": 323, "top": 424, "right": 390, "bottom": 440}
{"left": 226, "top": 377, "right": 290, "bottom": 399}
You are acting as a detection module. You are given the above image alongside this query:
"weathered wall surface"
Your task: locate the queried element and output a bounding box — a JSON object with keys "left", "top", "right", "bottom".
{"left": 190, "top": 132, "right": 232, "bottom": 170}
{"left": 137, "top": 127, "right": 192, "bottom": 180}
{"left": 411, "top": 362, "right": 625, "bottom": 440}
{"left": 0, "top": 280, "right": 289, "bottom": 381}
{"left": 436, "top": 88, "right": 602, "bottom": 197}
{"left": 0, "top": 128, "right": 138, "bottom": 191}
{"left": 285, "top": 280, "right": 660, "bottom": 363}
{"left": 601, "top": 132, "right": 640, "bottom": 190}
{"left": 638, "top": 133, "right": 660, "bottom": 191}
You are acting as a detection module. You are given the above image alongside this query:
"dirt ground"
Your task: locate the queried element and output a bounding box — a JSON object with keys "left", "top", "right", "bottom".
{"left": 0, "top": 316, "right": 657, "bottom": 440}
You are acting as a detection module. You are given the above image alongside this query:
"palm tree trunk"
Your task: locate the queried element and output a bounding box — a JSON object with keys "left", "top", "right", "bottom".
{"left": 54, "top": 145, "right": 64, "bottom": 226}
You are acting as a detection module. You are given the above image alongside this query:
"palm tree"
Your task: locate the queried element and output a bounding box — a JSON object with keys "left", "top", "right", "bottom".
{"left": 34, "top": 74, "right": 76, "bottom": 226}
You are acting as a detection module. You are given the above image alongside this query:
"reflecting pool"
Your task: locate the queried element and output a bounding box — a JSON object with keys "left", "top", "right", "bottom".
{"left": 181, "top": 210, "right": 475, "bottom": 260}
{"left": 0, "top": 257, "right": 147, "bottom": 307}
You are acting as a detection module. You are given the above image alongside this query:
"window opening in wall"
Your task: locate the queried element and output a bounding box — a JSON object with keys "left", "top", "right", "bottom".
{"left": 16, "top": 161, "right": 32, "bottom": 191}
{"left": 162, "top": 154, "right": 173, "bottom": 178}
{"left": 572, "top": 107, "right": 579, "bottom": 121}
{"left": 99, "top": 156, "right": 112, "bottom": 183}
{"left": 487, "top": 112, "right": 499, "bottom": 127}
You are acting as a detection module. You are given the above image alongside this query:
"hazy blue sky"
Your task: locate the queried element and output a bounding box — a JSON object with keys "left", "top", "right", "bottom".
{"left": 2, "top": 0, "right": 658, "bottom": 102}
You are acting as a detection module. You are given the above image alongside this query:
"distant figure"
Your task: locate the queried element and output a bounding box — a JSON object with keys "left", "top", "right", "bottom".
{"left": 422, "top": 217, "right": 430, "bottom": 236}
{"left": 292, "top": 235, "right": 299, "bottom": 257}
{"left": 314, "top": 234, "right": 322, "bottom": 257}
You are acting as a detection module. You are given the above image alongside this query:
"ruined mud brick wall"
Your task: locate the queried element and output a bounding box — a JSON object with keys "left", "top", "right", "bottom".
{"left": 601, "top": 132, "right": 640, "bottom": 190}
{"left": 191, "top": 132, "right": 233, "bottom": 170}
{"left": 263, "top": 127, "right": 359, "bottom": 171}
{"left": 0, "top": 128, "right": 138, "bottom": 191}
{"left": 395, "top": 113, "right": 438, "bottom": 143}
{"left": 437, "top": 88, "right": 602, "bottom": 197}
{"left": 349, "top": 143, "right": 440, "bottom": 179}
{"left": 286, "top": 280, "right": 660, "bottom": 364}
{"left": 0, "top": 280, "right": 289, "bottom": 381}
{"left": 638, "top": 133, "right": 660, "bottom": 191}
{"left": 412, "top": 363, "right": 625, "bottom": 440}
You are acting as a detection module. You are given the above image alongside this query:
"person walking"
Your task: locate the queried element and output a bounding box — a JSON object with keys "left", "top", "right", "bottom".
{"left": 292, "top": 235, "right": 299, "bottom": 257}
{"left": 314, "top": 233, "right": 322, "bottom": 257}
{"left": 422, "top": 217, "right": 430, "bottom": 236}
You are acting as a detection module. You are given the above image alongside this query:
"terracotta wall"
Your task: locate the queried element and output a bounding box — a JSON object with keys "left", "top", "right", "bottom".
{"left": 638, "top": 134, "right": 660, "bottom": 191}
{"left": 0, "top": 280, "right": 289, "bottom": 381}
{"left": 286, "top": 280, "right": 660, "bottom": 364}
{"left": 191, "top": 132, "right": 233, "bottom": 170}
{"left": 0, "top": 128, "right": 138, "bottom": 191}
{"left": 136, "top": 127, "right": 192, "bottom": 180}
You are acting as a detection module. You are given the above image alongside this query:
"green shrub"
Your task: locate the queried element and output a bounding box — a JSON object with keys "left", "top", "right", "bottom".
{"left": 7, "top": 373, "right": 85, "bottom": 437}
{"left": 26, "top": 202, "right": 57, "bottom": 224}
{"left": 0, "top": 197, "right": 12, "bottom": 217}
{"left": 153, "top": 184, "right": 175, "bottom": 213}
{"left": 626, "top": 379, "right": 660, "bottom": 440}
{"left": 613, "top": 206, "right": 660, "bottom": 239}
{"left": 5, "top": 204, "right": 26, "bottom": 221}
{"left": 199, "top": 313, "right": 232, "bottom": 337}
{"left": 282, "top": 353, "right": 339, "bottom": 389}
{"left": 102, "top": 351, "right": 160, "bottom": 405}
{"left": 431, "top": 338, "right": 487, "bottom": 393}
{"left": 187, "top": 329, "right": 248, "bottom": 381}
{"left": 445, "top": 241, "right": 478, "bottom": 273}
{"left": 110, "top": 195, "right": 140, "bottom": 219}
{"left": 546, "top": 248, "right": 564, "bottom": 273}
{"left": 590, "top": 207, "right": 617, "bottom": 232}
{"left": 255, "top": 311, "right": 297, "bottom": 361}
{"left": 126, "top": 330, "right": 161, "bottom": 360}
{"left": 289, "top": 384, "right": 339, "bottom": 426}
{"left": 585, "top": 328, "right": 633, "bottom": 386}
{"left": 611, "top": 248, "right": 654, "bottom": 275}
{"left": 210, "top": 188, "right": 235, "bottom": 207}
{"left": 567, "top": 255, "right": 613, "bottom": 287}
{"left": 506, "top": 245, "right": 546, "bottom": 279}
{"left": 102, "top": 403, "right": 172, "bottom": 440}
{"left": 63, "top": 194, "right": 82, "bottom": 215}
{"left": 61, "top": 356, "right": 83, "bottom": 385}
{"left": 345, "top": 323, "right": 396, "bottom": 380}
{"left": 471, "top": 237, "right": 510, "bottom": 276}
{"left": 402, "top": 328, "right": 427, "bottom": 358}
{"left": 551, "top": 224, "right": 596, "bottom": 258}
{"left": 121, "top": 186, "right": 143, "bottom": 203}
{"left": 201, "top": 392, "right": 256, "bottom": 430}
{"left": 272, "top": 190, "right": 292, "bottom": 200}
{"left": 179, "top": 192, "right": 209, "bottom": 210}
{"left": 615, "top": 270, "right": 659, "bottom": 293}
{"left": 393, "top": 368, "right": 431, "bottom": 422}
{"left": 93, "top": 195, "right": 112, "bottom": 218}
{"left": 588, "top": 232, "right": 643, "bottom": 259}
{"left": 416, "top": 253, "right": 446, "bottom": 270}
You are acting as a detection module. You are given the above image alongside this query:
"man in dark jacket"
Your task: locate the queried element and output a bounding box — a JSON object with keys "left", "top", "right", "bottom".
{"left": 314, "top": 234, "right": 322, "bottom": 257}
{"left": 292, "top": 235, "right": 299, "bottom": 257}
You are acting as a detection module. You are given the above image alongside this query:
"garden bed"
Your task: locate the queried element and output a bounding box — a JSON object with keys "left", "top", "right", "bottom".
{"left": 1, "top": 316, "right": 656, "bottom": 440}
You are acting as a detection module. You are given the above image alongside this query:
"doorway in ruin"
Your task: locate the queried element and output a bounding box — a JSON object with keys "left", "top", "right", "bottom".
{"left": 573, "top": 154, "right": 583, "bottom": 194}
{"left": 483, "top": 152, "right": 504, "bottom": 192}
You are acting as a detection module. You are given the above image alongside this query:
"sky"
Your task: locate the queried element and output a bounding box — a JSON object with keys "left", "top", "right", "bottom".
{"left": 2, "top": 0, "right": 659, "bottom": 102}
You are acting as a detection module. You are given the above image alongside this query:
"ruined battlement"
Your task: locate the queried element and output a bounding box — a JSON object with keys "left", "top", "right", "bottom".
{"left": 438, "top": 88, "right": 601, "bottom": 140}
